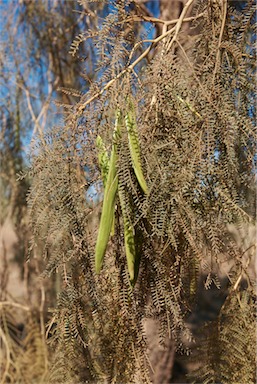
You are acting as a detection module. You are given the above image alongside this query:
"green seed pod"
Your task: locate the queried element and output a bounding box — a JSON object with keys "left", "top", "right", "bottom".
{"left": 118, "top": 188, "right": 136, "bottom": 285}
{"left": 96, "top": 135, "right": 109, "bottom": 187}
{"left": 96, "top": 135, "right": 115, "bottom": 236}
{"left": 95, "top": 110, "right": 121, "bottom": 274}
{"left": 125, "top": 98, "right": 148, "bottom": 195}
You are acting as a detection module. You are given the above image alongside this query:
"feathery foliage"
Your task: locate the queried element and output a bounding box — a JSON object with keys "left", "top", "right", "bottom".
{"left": 190, "top": 289, "right": 256, "bottom": 384}
{"left": 27, "top": 0, "right": 256, "bottom": 382}
{"left": 0, "top": 304, "right": 49, "bottom": 383}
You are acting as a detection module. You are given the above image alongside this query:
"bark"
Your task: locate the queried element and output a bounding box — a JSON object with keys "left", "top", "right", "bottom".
{"left": 159, "top": 0, "right": 187, "bottom": 20}
{"left": 144, "top": 319, "right": 176, "bottom": 384}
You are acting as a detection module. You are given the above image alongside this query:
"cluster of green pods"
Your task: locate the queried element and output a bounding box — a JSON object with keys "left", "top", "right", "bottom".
{"left": 95, "top": 101, "right": 148, "bottom": 286}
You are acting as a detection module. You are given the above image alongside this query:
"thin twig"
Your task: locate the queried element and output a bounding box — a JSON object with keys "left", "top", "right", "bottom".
{"left": 126, "top": 12, "right": 204, "bottom": 27}
{"left": 45, "top": 314, "right": 56, "bottom": 340}
{"left": 166, "top": 0, "right": 195, "bottom": 52}
{"left": 0, "top": 302, "right": 30, "bottom": 311}
{"left": 23, "top": 86, "right": 50, "bottom": 143}
{"left": 176, "top": 39, "right": 211, "bottom": 101}
{"left": 34, "top": 250, "right": 48, "bottom": 374}
{"left": 212, "top": 0, "right": 227, "bottom": 86}
{"left": 16, "top": 77, "right": 52, "bottom": 149}
{"left": 0, "top": 326, "right": 11, "bottom": 384}
{"left": 233, "top": 244, "right": 255, "bottom": 291}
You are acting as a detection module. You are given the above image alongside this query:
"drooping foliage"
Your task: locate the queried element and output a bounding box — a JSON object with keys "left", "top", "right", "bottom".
{"left": 190, "top": 290, "right": 256, "bottom": 384}
{"left": 0, "top": 303, "right": 49, "bottom": 383}
{"left": 24, "top": 0, "right": 256, "bottom": 383}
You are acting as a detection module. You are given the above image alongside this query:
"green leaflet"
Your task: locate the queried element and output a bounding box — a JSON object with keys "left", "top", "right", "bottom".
{"left": 125, "top": 98, "right": 148, "bottom": 195}
{"left": 176, "top": 95, "right": 202, "bottom": 118}
{"left": 95, "top": 110, "right": 121, "bottom": 274}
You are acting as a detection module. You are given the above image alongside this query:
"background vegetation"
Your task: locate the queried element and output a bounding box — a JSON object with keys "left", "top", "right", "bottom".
{"left": 0, "top": 1, "right": 256, "bottom": 383}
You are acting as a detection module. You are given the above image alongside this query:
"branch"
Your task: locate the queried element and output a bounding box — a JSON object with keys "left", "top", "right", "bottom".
{"left": 127, "top": 12, "right": 204, "bottom": 27}
{"left": 166, "top": 0, "right": 195, "bottom": 52}
{"left": 16, "top": 77, "right": 50, "bottom": 148}
{"left": 212, "top": 0, "right": 228, "bottom": 86}
{"left": 0, "top": 301, "right": 30, "bottom": 311}
{"left": 76, "top": 1, "right": 204, "bottom": 114}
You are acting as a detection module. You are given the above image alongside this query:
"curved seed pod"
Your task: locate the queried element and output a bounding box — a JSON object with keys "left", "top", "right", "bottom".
{"left": 118, "top": 187, "right": 136, "bottom": 285}
{"left": 125, "top": 98, "right": 148, "bottom": 194}
{"left": 96, "top": 135, "right": 116, "bottom": 236}
{"left": 96, "top": 135, "right": 115, "bottom": 236}
{"left": 95, "top": 110, "right": 121, "bottom": 274}
{"left": 96, "top": 135, "right": 109, "bottom": 187}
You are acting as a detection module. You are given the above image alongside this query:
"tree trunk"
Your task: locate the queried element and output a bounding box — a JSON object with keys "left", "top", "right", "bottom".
{"left": 144, "top": 319, "right": 176, "bottom": 384}
{"left": 160, "top": 0, "right": 187, "bottom": 20}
